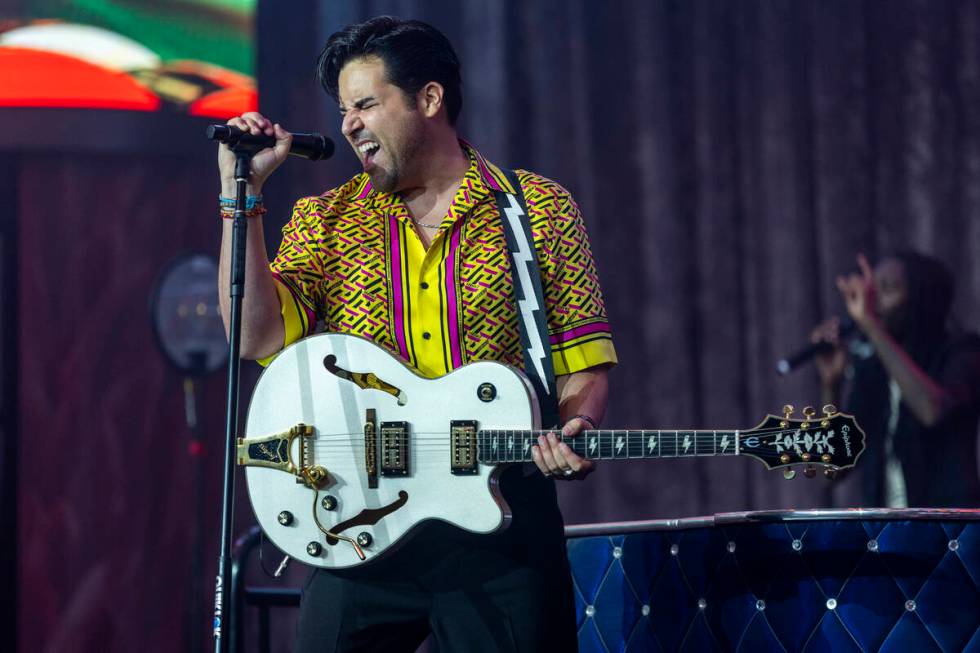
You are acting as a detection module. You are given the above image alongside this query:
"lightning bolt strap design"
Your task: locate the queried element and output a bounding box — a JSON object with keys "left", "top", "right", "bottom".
{"left": 459, "top": 171, "right": 613, "bottom": 374}
{"left": 503, "top": 193, "right": 549, "bottom": 391}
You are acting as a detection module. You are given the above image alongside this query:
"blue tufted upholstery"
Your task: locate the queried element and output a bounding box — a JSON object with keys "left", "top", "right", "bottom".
{"left": 565, "top": 509, "right": 980, "bottom": 652}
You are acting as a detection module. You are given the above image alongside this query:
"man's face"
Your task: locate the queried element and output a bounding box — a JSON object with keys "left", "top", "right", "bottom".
{"left": 875, "top": 258, "right": 908, "bottom": 336}
{"left": 338, "top": 56, "right": 425, "bottom": 193}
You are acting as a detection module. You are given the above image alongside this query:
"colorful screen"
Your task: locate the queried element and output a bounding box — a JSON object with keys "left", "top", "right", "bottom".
{"left": 0, "top": 0, "right": 257, "bottom": 118}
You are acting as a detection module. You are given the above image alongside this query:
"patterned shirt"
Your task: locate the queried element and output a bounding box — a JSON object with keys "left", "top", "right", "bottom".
{"left": 267, "top": 142, "right": 616, "bottom": 378}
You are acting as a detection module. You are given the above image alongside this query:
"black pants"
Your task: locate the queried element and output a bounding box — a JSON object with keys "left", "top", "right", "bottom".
{"left": 293, "top": 467, "right": 577, "bottom": 652}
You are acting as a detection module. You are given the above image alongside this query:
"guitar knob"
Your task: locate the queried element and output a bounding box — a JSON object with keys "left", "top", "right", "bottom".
{"left": 356, "top": 532, "right": 373, "bottom": 548}
{"left": 783, "top": 467, "right": 796, "bottom": 480}
{"left": 277, "top": 510, "right": 294, "bottom": 526}
{"left": 821, "top": 453, "right": 832, "bottom": 463}
{"left": 824, "top": 468, "right": 838, "bottom": 480}
{"left": 306, "top": 541, "right": 323, "bottom": 557}
{"left": 803, "top": 465, "right": 816, "bottom": 478}
{"left": 822, "top": 404, "right": 837, "bottom": 416}
{"left": 782, "top": 404, "right": 794, "bottom": 419}
{"left": 477, "top": 383, "right": 497, "bottom": 402}
{"left": 802, "top": 406, "right": 816, "bottom": 419}
{"left": 321, "top": 495, "right": 338, "bottom": 511}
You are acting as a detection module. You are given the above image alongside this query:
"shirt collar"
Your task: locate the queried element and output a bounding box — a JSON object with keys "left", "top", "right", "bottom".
{"left": 361, "top": 139, "right": 513, "bottom": 209}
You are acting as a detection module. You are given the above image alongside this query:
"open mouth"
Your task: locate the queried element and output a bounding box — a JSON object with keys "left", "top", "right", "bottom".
{"left": 357, "top": 140, "right": 380, "bottom": 167}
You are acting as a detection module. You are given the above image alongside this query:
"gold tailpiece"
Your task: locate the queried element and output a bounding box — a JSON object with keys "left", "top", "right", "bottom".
{"left": 236, "top": 424, "right": 329, "bottom": 489}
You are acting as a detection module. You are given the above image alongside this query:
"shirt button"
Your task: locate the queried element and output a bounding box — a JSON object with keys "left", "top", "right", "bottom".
{"left": 422, "top": 332, "right": 431, "bottom": 340}
{"left": 420, "top": 282, "right": 429, "bottom": 290}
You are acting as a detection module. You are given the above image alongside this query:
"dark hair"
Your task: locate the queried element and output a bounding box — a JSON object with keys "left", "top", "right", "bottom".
{"left": 892, "top": 250, "right": 955, "bottom": 364}
{"left": 316, "top": 16, "right": 463, "bottom": 125}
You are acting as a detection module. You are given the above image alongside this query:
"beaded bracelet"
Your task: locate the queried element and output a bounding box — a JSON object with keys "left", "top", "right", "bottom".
{"left": 218, "top": 194, "right": 263, "bottom": 210}
{"left": 219, "top": 205, "right": 267, "bottom": 219}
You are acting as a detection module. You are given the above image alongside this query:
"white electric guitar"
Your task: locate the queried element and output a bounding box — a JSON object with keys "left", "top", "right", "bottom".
{"left": 239, "top": 332, "right": 865, "bottom": 569}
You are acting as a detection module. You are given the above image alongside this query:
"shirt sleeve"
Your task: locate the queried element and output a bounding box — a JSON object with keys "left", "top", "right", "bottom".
{"left": 521, "top": 173, "right": 617, "bottom": 376}
{"left": 258, "top": 196, "right": 326, "bottom": 365}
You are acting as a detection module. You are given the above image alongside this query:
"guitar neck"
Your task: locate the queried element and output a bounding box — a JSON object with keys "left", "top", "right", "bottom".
{"left": 477, "top": 429, "right": 742, "bottom": 464}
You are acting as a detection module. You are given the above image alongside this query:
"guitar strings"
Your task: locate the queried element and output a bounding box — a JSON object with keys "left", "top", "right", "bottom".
{"left": 293, "top": 425, "right": 821, "bottom": 441}
{"left": 253, "top": 427, "right": 840, "bottom": 457}
{"left": 303, "top": 426, "right": 839, "bottom": 456}
{"left": 305, "top": 431, "right": 829, "bottom": 449}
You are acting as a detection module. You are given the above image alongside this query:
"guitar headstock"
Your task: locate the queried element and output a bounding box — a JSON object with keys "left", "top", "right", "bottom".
{"left": 741, "top": 404, "right": 865, "bottom": 479}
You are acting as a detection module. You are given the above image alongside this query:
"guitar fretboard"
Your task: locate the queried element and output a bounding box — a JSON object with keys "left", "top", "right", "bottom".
{"left": 477, "top": 429, "right": 741, "bottom": 464}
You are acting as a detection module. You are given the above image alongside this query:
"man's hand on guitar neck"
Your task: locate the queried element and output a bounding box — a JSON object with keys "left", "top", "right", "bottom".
{"left": 531, "top": 416, "right": 597, "bottom": 480}
{"left": 531, "top": 364, "right": 610, "bottom": 480}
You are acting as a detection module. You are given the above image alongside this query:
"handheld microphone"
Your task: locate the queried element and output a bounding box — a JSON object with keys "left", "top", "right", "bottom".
{"left": 206, "top": 124, "right": 334, "bottom": 161}
{"left": 776, "top": 317, "right": 856, "bottom": 375}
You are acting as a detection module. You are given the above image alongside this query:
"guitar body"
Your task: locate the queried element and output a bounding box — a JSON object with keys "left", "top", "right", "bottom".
{"left": 243, "top": 332, "right": 541, "bottom": 570}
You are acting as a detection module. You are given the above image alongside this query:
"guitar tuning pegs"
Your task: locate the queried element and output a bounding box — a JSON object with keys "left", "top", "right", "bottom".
{"left": 822, "top": 404, "right": 838, "bottom": 416}
{"left": 783, "top": 467, "right": 796, "bottom": 480}
{"left": 802, "top": 406, "right": 816, "bottom": 419}
{"left": 783, "top": 404, "right": 795, "bottom": 419}
{"left": 803, "top": 465, "right": 816, "bottom": 478}
{"left": 824, "top": 468, "right": 838, "bottom": 480}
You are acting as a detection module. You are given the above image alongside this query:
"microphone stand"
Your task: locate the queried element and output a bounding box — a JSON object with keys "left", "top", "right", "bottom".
{"left": 185, "top": 353, "right": 206, "bottom": 653}
{"left": 212, "top": 148, "right": 257, "bottom": 653}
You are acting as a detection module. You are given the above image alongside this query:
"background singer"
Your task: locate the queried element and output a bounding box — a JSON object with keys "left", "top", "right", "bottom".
{"left": 812, "top": 252, "right": 980, "bottom": 508}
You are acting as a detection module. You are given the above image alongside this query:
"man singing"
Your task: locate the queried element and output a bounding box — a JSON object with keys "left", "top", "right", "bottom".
{"left": 216, "top": 16, "right": 616, "bottom": 652}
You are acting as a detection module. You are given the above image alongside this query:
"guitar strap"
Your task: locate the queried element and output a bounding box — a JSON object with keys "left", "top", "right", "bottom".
{"left": 493, "top": 169, "right": 561, "bottom": 429}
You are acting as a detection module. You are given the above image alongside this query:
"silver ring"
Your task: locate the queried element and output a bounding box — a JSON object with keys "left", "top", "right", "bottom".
{"left": 563, "top": 469, "right": 574, "bottom": 477}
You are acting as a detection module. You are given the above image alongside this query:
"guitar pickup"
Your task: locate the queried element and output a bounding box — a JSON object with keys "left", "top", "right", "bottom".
{"left": 450, "top": 421, "right": 478, "bottom": 475}
{"left": 381, "top": 421, "right": 409, "bottom": 476}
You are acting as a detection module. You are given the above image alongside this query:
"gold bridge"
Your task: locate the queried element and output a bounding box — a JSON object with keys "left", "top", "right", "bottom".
{"left": 236, "top": 423, "right": 328, "bottom": 489}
